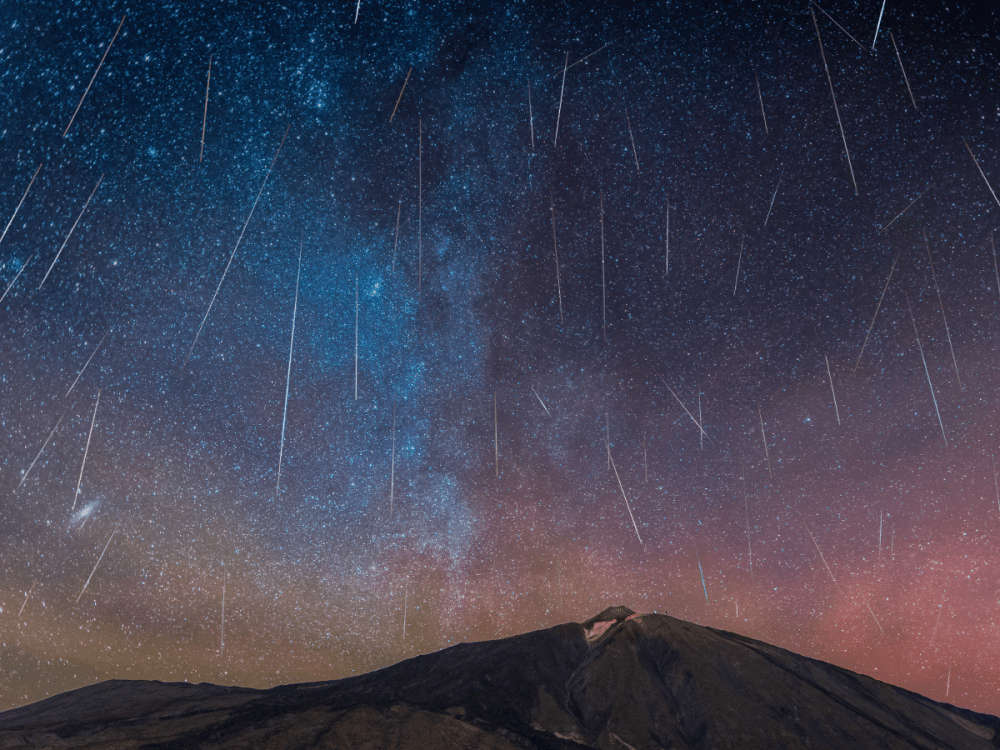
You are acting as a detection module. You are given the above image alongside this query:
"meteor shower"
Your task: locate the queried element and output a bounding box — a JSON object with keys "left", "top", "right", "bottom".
{"left": 3, "top": 0, "right": 1000, "bottom": 718}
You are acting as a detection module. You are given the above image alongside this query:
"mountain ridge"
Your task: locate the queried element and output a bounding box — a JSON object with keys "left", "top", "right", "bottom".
{"left": 2, "top": 607, "right": 997, "bottom": 749}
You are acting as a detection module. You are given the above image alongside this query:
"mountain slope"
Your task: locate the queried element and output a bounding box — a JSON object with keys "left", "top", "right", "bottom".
{"left": 1, "top": 607, "right": 997, "bottom": 749}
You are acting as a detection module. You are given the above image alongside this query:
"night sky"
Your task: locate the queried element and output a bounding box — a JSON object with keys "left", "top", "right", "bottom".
{"left": 3, "top": 0, "right": 1000, "bottom": 718}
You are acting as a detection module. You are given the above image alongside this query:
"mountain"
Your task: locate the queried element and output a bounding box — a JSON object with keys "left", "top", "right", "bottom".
{"left": 1, "top": 607, "right": 997, "bottom": 749}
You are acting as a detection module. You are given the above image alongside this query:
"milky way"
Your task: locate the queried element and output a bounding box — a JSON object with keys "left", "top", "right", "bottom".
{"left": 3, "top": 0, "right": 1000, "bottom": 716}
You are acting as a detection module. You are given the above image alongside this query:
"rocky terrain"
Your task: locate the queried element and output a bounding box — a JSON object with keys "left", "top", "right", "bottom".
{"left": 2, "top": 607, "right": 998, "bottom": 749}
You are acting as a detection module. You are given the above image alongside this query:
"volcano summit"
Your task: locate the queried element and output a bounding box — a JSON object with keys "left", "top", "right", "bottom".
{"left": 1, "top": 607, "right": 996, "bottom": 749}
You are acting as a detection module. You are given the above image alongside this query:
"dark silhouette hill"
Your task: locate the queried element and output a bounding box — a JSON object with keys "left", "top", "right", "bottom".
{"left": 1, "top": 607, "right": 997, "bottom": 749}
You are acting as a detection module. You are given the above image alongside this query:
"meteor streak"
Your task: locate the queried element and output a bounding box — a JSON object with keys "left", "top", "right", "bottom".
{"left": 805, "top": 523, "right": 838, "bottom": 586}
{"left": 276, "top": 247, "right": 301, "bottom": 498}
{"left": 812, "top": 7, "right": 858, "bottom": 195}
{"left": 66, "top": 327, "right": 112, "bottom": 398}
{"left": 965, "top": 140, "right": 1000, "bottom": 209}
{"left": 865, "top": 597, "right": 886, "bottom": 634}
{"left": 924, "top": 230, "right": 961, "bottom": 388}
{"left": 401, "top": 579, "right": 408, "bottom": 646}
{"left": 881, "top": 183, "right": 932, "bottom": 232}
{"left": 389, "top": 68, "right": 411, "bottom": 123}
{"left": 183, "top": 126, "right": 289, "bottom": 370}
{"left": 695, "top": 542, "right": 709, "bottom": 603}
{"left": 39, "top": 175, "right": 104, "bottom": 290}
{"left": 527, "top": 83, "right": 534, "bottom": 150}
{"left": 664, "top": 196, "right": 670, "bottom": 275}
{"left": 76, "top": 519, "right": 121, "bottom": 604}
{"left": 698, "top": 389, "right": 703, "bottom": 450}
{"left": 993, "top": 456, "right": 999, "bottom": 517}
{"left": 0, "top": 164, "right": 42, "bottom": 249}
{"left": 625, "top": 105, "right": 639, "bottom": 174}
{"left": 889, "top": 31, "right": 918, "bottom": 110}
{"left": 871, "top": 0, "right": 887, "bottom": 51}
{"left": 18, "top": 415, "right": 63, "bottom": 489}
{"left": 825, "top": 355, "right": 841, "bottom": 424}
{"left": 531, "top": 386, "right": 551, "bottom": 417}
{"left": 854, "top": 249, "right": 901, "bottom": 372}
{"left": 905, "top": 291, "right": 947, "bottom": 446}
{"left": 764, "top": 168, "right": 783, "bottom": 228}
{"left": 550, "top": 197, "right": 564, "bottom": 323}
{"left": 18, "top": 580, "right": 36, "bottom": 619}
{"left": 609, "top": 452, "right": 643, "bottom": 545}
{"left": 754, "top": 71, "right": 768, "bottom": 134}
{"left": 0, "top": 254, "right": 32, "bottom": 305}
{"left": 200, "top": 55, "right": 212, "bottom": 161}
{"left": 734, "top": 235, "right": 743, "bottom": 295}
{"left": 354, "top": 275, "right": 359, "bottom": 400}
{"left": 73, "top": 390, "right": 101, "bottom": 511}
{"left": 653, "top": 370, "right": 709, "bottom": 441}
{"left": 63, "top": 15, "right": 126, "bottom": 137}
{"left": 554, "top": 53, "right": 568, "bottom": 146}
{"left": 548, "top": 39, "right": 617, "bottom": 78}
{"left": 992, "top": 231, "right": 1000, "bottom": 300}
{"left": 220, "top": 562, "right": 226, "bottom": 656}
{"left": 758, "top": 405, "right": 772, "bottom": 477}
{"left": 811, "top": 1, "right": 865, "bottom": 51}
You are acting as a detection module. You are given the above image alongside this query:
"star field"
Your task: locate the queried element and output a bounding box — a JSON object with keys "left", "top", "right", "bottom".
{"left": 3, "top": 0, "right": 1000, "bottom": 717}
